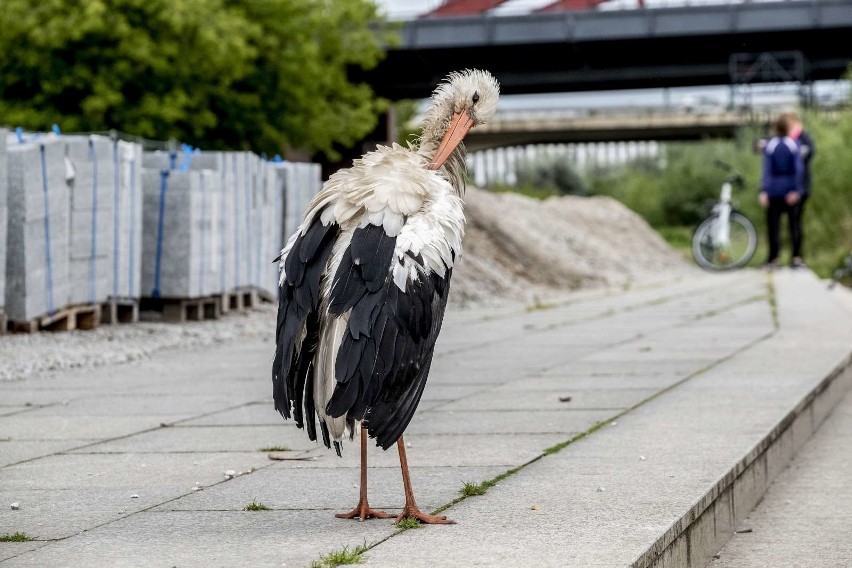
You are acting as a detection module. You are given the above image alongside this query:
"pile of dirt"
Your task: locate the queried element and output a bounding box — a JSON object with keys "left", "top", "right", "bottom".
{"left": 450, "top": 187, "right": 691, "bottom": 307}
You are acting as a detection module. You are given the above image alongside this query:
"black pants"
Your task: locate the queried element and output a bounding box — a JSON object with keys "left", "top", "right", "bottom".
{"left": 767, "top": 195, "right": 806, "bottom": 262}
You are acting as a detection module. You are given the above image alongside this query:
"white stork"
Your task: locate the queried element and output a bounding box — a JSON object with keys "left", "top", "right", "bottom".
{"left": 273, "top": 69, "right": 499, "bottom": 524}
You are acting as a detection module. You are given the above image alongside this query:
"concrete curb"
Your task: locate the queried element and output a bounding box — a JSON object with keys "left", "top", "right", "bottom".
{"left": 639, "top": 355, "right": 852, "bottom": 568}
{"left": 638, "top": 273, "right": 852, "bottom": 568}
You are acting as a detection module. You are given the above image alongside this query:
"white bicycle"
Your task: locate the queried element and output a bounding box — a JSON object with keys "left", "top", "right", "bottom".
{"left": 692, "top": 161, "right": 757, "bottom": 271}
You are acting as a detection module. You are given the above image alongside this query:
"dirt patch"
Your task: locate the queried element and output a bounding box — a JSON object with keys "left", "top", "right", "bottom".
{"left": 450, "top": 187, "right": 691, "bottom": 307}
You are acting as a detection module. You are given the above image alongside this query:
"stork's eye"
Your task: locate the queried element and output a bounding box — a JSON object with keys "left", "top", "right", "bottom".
{"left": 472, "top": 92, "right": 480, "bottom": 104}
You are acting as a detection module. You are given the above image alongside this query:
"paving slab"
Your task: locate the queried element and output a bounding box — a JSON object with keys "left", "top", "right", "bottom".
{"left": 0, "top": 452, "right": 272, "bottom": 539}
{"left": 2, "top": 510, "right": 391, "bottom": 568}
{"left": 0, "top": 544, "right": 46, "bottom": 563}
{"left": 405, "top": 408, "right": 613, "bottom": 435}
{"left": 434, "top": 387, "right": 659, "bottom": 412}
{"left": 0, "top": 440, "right": 83, "bottom": 468}
{"left": 68, "top": 425, "right": 313, "bottom": 454}
{"left": 153, "top": 464, "right": 507, "bottom": 513}
{"left": 0, "top": 416, "right": 163, "bottom": 442}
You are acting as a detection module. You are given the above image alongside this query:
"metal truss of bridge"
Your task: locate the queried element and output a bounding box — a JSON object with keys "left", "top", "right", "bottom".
{"left": 363, "top": 0, "right": 852, "bottom": 99}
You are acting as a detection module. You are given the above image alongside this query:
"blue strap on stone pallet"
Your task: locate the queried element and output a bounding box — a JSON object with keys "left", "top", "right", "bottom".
{"left": 112, "top": 141, "right": 121, "bottom": 298}
{"left": 152, "top": 169, "right": 169, "bottom": 298}
{"left": 89, "top": 139, "right": 98, "bottom": 304}
{"left": 128, "top": 156, "right": 137, "bottom": 298}
{"left": 178, "top": 144, "right": 192, "bottom": 172}
{"left": 39, "top": 144, "right": 55, "bottom": 316}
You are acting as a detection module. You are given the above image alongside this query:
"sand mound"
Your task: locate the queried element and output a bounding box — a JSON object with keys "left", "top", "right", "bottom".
{"left": 450, "top": 187, "right": 690, "bottom": 307}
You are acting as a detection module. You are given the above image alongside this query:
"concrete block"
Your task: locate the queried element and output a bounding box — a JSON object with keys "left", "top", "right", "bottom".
{"left": 0, "top": 128, "right": 7, "bottom": 314}
{"left": 108, "top": 141, "right": 144, "bottom": 299}
{"left": 133, "top": 168, "right": 227, "bottom": 300}
{"left": 4, "top": 137, "right": 71, "bottom": 321}
{"left": 732, "top": 453, "right": 766, "bottom": 527}
{"left": 650, "top": 537, "right": 687, "bottom": 568}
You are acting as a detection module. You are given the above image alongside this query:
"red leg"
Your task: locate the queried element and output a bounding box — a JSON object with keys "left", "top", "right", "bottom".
{"left": 395, "top": 436, "right": 455, "bottom": 525}
{"left": 336, "top": 426, "right": 393, "bottom": 521}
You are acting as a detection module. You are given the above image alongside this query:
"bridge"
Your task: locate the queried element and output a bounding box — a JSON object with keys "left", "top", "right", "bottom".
{"left": 463, "top": 106, "right": 767, "bottom": 151}
{"left": 363, "top": 0, "right": 852, "bottom": 99}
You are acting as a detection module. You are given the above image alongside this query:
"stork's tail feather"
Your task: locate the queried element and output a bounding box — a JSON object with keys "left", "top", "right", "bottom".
{"left": 272, "top": 211, "right": 339, "bottom": 436}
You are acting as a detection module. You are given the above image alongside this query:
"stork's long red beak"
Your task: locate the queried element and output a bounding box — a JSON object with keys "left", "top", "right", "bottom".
{"left": 428, "top": 112, "right": 474, "bottom": 171}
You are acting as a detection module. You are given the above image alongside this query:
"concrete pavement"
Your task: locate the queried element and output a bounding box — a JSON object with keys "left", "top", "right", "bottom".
{"left": 1, "top": 269, "right": 849, "bottom": 567}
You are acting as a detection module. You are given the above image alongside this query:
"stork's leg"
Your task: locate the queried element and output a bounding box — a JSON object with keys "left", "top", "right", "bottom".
{"left": 336, "top": 426, "right": 393, "bottom": 521}
{"left": 394, "top": 436, "right": 455, "bottom": 525}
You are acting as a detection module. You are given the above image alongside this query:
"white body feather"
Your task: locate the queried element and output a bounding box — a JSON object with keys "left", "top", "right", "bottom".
{"left": 278, "top": 144, "right": 465, "bottom": 442}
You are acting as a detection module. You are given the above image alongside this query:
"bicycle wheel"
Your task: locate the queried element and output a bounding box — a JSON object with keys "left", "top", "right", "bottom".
{"left": 692, "top": 211, "right": 757, "bottom": 271}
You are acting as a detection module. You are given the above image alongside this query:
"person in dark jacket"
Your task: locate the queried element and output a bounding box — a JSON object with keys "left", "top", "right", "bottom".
{"left": 759, "top": 113, "right": 805, "bottom": 269}
{"left": 786, "top": 112, "right": 814, "bottom": 268}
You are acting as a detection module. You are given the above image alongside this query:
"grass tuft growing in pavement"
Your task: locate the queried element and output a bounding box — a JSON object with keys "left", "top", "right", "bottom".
{"left": 310, "top": 543, "right": 369, "bottom": 567}
{"left": 395, "top": 517, "right": 421, "bottom": 530}
{"left": 259, "top": 445, "right": 289, "bottom": 452}
{"left": 0, "top": 532, "right": 35, "bottom": 542}
{"left": 244, "top": 500, "right": 271, "bottom": 511}
{"left": 459, "top": 481, "right": 487, "bottom": 497}
{"left": 766, "top": 273, "right": 779, "bottom": 329}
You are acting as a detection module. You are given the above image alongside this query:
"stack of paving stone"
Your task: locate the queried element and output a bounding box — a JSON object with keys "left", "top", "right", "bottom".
{"left": 64, "top": 135, "right": 116, "bottom": 306}
{"left": 140, "top": 149, "right": 320, "bottom": 303}
{"left": 140, "top": 165, "right": 224, "bottom": 299}
{"left": 0, "top": 129, "right": 7, "bottom": 328}
{"left": 4, "top": 135, "right": 70, "bottom": 323}
{"left": 0, "top": 128, "right": 9, "bottom": 326}
{"left": 273, "top": 161, "right": 322, "bottom": 242}
{"left": 111, "top": 140, "right": 144, "bottom": 302}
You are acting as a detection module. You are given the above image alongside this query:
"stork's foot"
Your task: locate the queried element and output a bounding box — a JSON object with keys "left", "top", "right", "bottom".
{"left": 395, "top": 506, "right": 455, "bottom": 525}
{"left": 335, "top": 501, "right": 393, "bottom": 522}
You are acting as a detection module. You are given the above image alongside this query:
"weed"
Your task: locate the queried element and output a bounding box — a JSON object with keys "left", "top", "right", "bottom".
{"left": 395, "top": 517, "right": 420, "bottom": 530}
{"left": 259, "top": 446, "right": 289, "bottom": 452}
{"left": 0, "top": 532, "right": 35, "bottom": 542}
{"left": 311, "top": 543, "right": 369, "bottom": 567}
{"left": 244, "top": 500, "right": 271, "bottom": 511}
{"left": 459, "top": 482, "right": 487, "bottom": 497}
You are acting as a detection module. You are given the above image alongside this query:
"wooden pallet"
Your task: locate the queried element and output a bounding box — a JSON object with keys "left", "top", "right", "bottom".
{"left": 220, "top": 289, "right": 260, "bottom": 313}
{"left": 140, "top": 296, "right": 222, "bottom": 323}
{"left": 8, "top": 304, "right": 101, "bottom": 333}
{"left": 101, "top": 298, "right": 140, "bottom": 324}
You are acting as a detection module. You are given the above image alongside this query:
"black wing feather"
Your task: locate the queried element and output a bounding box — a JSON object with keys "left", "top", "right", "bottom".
{"left": 272, "top": 212, "right": 338, "bottom": 437}
{"left": 325, "top": 222, "right": 453, "bottom": 449}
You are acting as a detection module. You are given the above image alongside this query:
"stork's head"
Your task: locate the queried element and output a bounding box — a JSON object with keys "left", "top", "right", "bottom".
{"left": 422, "top": 69, "right": 500, "bottom": 170}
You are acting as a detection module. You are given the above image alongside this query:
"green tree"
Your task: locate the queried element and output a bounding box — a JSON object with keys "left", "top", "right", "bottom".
{"left": 0, "top": 0, "right": 392, "bottom": 158}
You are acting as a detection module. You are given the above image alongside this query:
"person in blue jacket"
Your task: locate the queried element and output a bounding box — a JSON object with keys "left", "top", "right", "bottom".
{"left": 759, "top": 113, "right": 805, "bottom": 269}
{"left": 786, "top": 112, "right": 814, "bottom": 267}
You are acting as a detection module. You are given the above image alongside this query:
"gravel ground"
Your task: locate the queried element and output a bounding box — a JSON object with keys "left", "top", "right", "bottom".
{"left": 0, "top": 188, "right": 690, "bottom": 382}
{"left": 0, "top": 305, "right": 276, "bottom": 382}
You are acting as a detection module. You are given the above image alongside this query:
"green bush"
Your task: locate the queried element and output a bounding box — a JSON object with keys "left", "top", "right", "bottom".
{"left": 516, "top": 154, "right": 588, "bottom": 196}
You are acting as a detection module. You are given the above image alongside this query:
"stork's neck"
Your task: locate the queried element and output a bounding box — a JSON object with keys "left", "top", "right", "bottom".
{"left": 418, "top": 138, "right": 467, "bottom": 195}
